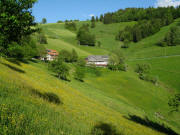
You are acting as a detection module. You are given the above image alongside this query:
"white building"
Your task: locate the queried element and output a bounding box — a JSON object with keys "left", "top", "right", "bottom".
{"left": 41, "top": 49, "right": 59, "bottom": 61}
{"left": 86, "top": 55, "right": 109, "bottom": 67}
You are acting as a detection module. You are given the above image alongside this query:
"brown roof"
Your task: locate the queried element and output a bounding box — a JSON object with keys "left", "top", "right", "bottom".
{"left": 47, "top": 49, "right": 59, "bottom": 56}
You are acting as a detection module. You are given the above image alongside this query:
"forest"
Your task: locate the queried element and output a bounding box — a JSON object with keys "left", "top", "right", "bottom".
{"left": 99, "top": 7, "right": 180, "bottom": 43}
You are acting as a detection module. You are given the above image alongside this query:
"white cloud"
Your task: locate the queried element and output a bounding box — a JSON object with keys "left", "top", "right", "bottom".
{"left": 89, "top": 14, "right": 95, "bottom": 17}
{"left": 156, "top": 0, "right": 180, "bottom": 7}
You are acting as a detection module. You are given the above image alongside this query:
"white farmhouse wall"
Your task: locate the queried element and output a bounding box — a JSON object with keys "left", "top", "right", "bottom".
{"left": 95, "top": 62, "right": 108, "bottom": 65}
{"left": 46, "top": 55, "right": 54, "bottom": 61}
{"left": 87, "top": 61, "right": 108, "bottom": 66}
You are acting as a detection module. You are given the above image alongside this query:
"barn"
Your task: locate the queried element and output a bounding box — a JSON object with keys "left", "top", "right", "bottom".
{"left": 86, "top": 55, "right": 109, "bottom": 67}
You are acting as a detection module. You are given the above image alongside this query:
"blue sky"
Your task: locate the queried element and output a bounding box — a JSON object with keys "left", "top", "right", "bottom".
{"left": 32, "top": 0, "right": 180, "bottom": 23}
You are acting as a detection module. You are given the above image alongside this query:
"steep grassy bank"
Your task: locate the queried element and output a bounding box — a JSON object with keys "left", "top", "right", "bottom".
{"left": 0, "top": 58, "right": 179, "bottom": 135}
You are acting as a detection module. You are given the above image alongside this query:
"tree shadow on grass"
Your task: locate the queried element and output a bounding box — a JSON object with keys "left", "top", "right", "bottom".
{"left": 29, "top": 58, "right": 39, "bottom": 63}
{"left": 53, "top": 74, "right": 71, "bottom": 82}
{"left": 1, "top": 63, "right": 25, "bottom": 73}
{"left": 91, "top": 122, "right": 123, "bottom": 135}
{"left": 6, "top": 58, "right": 30, "bottom": 65}
{"left": 124, "top": 115, "right": 178, "bottom": 135}
{"left": 31, "top": 89, "right": 62, "bottom": 105}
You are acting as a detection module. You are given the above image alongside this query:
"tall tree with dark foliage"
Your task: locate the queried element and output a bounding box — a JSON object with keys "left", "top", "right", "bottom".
{"left": 0, "top": 0, "right": 38, "bottom": 57}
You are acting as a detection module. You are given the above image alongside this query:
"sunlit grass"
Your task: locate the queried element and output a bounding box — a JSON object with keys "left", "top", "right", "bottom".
{"left": 0, "top": 58, "right": 172, "bottom": 135}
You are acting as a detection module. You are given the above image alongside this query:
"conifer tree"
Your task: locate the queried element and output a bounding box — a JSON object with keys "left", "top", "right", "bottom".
{"left": 91, "top": 16, "right": 96, "bottom": 28}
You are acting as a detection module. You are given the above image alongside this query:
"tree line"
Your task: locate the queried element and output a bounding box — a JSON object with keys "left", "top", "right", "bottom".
{"left": 101, "top": 7, "right": 180, "bottom": 24}
{"left": 158, "top": 25, "right": 180, "bottom": 47}
{"left": 95, "top": 7, "right": 180, "bottom": 43}
{"left": 116, "top": 18, "right": 172, "bottom": 43}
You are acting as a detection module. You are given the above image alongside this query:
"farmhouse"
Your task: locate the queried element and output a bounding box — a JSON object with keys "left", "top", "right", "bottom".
{"left": 41, "top": 49, "right": 59, "bottom": 61}
{"left": 86, "top": 55, "right": 109, "bottom": 67}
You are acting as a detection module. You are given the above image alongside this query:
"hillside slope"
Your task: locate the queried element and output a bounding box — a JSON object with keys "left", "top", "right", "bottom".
{"left": 126, "top": 18, "right": 180, "bottom": 92}
{"left": 0, "top": 58, "right": 173, "bottom": 135}
{"left": 1, "top": 19, "right": 180, "bottom": 135}
{"left": 1, "top": 57, "right": 180, "bottom": 135}
{"left": 40, "top": 18, "right": 180, "bottom": 91}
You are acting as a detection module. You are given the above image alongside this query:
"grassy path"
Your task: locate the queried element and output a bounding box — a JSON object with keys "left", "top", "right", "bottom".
{"left": 128, "top": 54, "right": 180, "bottom": 61}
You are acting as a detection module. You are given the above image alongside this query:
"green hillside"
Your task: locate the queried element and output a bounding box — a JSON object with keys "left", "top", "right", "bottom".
{"left": 39, "top": 18, "right": 180, "bottom": 92}
{"left": 0, "top": 56, "right": 179, "bottom": 135}
{"left": 125, "top": 18, "right": 180, "bottom": 59}
{"left": 126, "top": 18, "right": 180, "bottom": 92}
{"left": 1, "top": 18, "right": 180, "bottom": 135}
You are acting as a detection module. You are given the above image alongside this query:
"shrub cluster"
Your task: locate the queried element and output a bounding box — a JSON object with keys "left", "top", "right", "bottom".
{"left": 168, "top": 94, "right": 180, "bottom": 112}
{"left": 49, "top": 49, "right": 85, "bottom": 81}
{"left": 77, "top": 24, "right": 96, "bottom": 46}
{"left": 158, "top": 26, "right": 180, "bottom": 47}
{"left": 139, "top": 73, "right": 158, "bottom": 85}
{"left": 74, "top": 66, "right": 85, "bottom": 82}
{"left": 108, "top": 49, "right": 127, "bottom": 71}
{"left": 59, "top": 49, "right": 78, "bottom": 63}
{"left": 135, "top": 63, "right": 151, "bottom": 74}
{"left": 6, "top": 38, "right": 41, "bottom": 60}
{"left": 65, "top": 21, "right": 77, "bottom": 31}
{"left": 135, "top": 63, "right": 158, "bottom": 85}
{"left": 108, "top": 64, "right": 127, "bottom": 71}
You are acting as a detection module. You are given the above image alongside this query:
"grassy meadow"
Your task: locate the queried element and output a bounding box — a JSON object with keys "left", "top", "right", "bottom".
{"left": 0, "top": 18, "right": 180, "bottom": 135}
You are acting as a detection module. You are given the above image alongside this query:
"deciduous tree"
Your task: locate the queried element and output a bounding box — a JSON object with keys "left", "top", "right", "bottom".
{"left": 0, "top": 0, "right": 37, "bottom": 51}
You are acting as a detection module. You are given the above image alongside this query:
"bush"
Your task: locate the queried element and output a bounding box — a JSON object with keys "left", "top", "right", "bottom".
{"left": 97, "top": 41, "right": 101, "bottom": 47}
{"left": 117, "top": 64, "right": 127, "bottom": 71}
{"left": 135, "top": 63, "right": 151, "bottom": 74}
{"left": 6, "top": 37, "right": 41, "bottom": 60}
{"left": 157, "top": 41, "right": 167, "bottom": 47}
{"left": 58, "top": 49, "right": 79, "bottom": 63}
{"left": 65, "top": 22, "right": 77, "bottom": 31}
{"left": 57, "top": 20, "right": 63, "bottom": 23}
{"left": 108, "top": 64, "right": 118, "bottom": 71}
{"left": 59, "top": 50, "right": 72, "bottom": 62}
{"left": 77, "top": 58, "right": 86, "bottom": 67}
{"left": 159, "top": 26, "right": 180, "bottom": 47}
{"left": 108, "top": 64, "right": 127, "bottom": 71}
{"left": 121, "top": 44, "right": 129, "bottom": 48}
{"left": 168, "top": 94, "right": 180, "bottom": 112}
{"left": 139, "top": 73, "right": 158, "bottom": 85}
{"left": 108, "top": 49, "right": 127, "bottom": 72}
{"left": 7, "top": 42, "right": 25, "bottom": 59}
{"left": 74, "top": 66, "right": 85, "bottom": 82}
{"left": 49, "top": 58, "right": 70, "bottom": 81}
{"left": 71, "top": 49, "right": 78, "bottom": 62}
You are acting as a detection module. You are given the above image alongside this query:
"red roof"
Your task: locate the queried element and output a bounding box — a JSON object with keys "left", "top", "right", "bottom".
{"left": 47, "top": 49, "right": 59, "bottom": 56}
